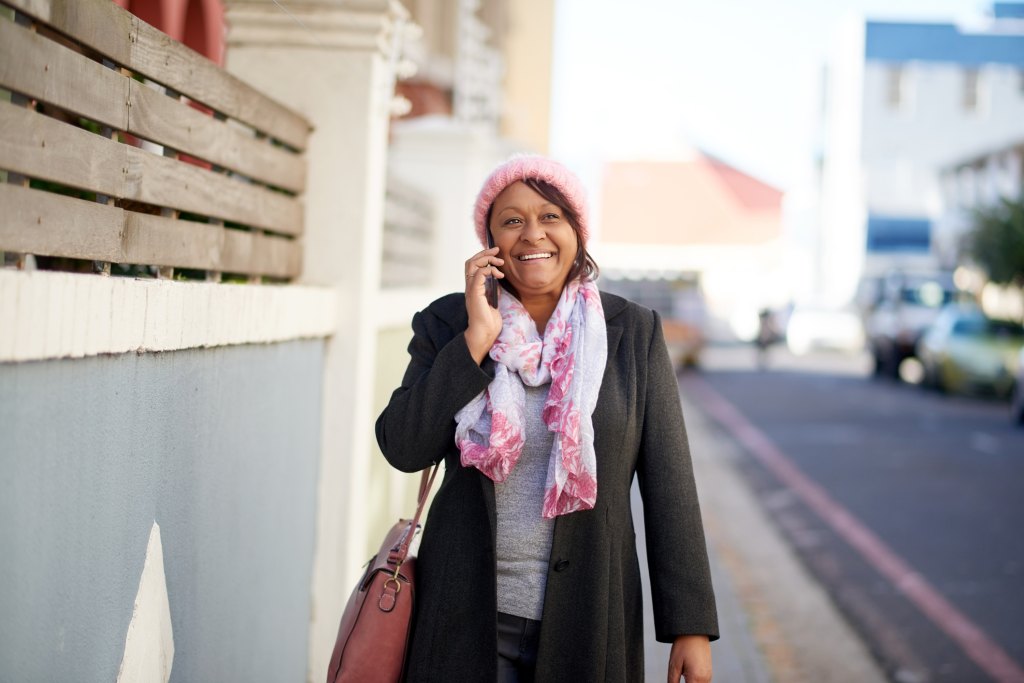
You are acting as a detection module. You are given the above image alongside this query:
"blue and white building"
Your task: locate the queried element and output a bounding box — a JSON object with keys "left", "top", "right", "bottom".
{"left": 814, "top": 2, "right": 1024, "bottom": 304}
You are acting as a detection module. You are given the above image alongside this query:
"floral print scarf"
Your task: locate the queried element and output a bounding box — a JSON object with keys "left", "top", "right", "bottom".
{"left": 455, "top": 279, "right": 607, "bottom": 518}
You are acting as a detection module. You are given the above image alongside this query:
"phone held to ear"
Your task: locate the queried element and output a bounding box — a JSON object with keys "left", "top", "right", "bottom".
{"left": 485, "top": 232, "right": 499, "bottom": 309}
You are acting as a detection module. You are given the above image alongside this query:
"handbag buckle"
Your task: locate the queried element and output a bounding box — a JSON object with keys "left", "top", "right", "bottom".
{"left": 378, "top": 576, "right": 402, "bottom": 612}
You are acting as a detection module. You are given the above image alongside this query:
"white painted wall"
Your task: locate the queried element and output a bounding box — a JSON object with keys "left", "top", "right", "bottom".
{"left": 116, "top": 523, "right": 174, "bottom": 683}
{"left": 0, "top": 270, "right": 336, "bottom": 362}
{"left": 817, "top": 17, "right": 867, "bottom": 305}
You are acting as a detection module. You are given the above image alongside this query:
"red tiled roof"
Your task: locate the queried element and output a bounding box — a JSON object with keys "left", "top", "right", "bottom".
{"left": 704, "top": 157, "right": 783, "bottom": 209}
{"left": 599, "top": 154, "right": 783, "bottom": 246}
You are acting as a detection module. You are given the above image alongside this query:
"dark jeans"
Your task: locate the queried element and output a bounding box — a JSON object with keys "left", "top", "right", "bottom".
{"left": 496, "top": 611, "right": 541, "bottom": 683}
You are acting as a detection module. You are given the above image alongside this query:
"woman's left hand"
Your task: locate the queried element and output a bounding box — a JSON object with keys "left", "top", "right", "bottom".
{"left": 667, "top": 634, "right": 711, "bottom": 683}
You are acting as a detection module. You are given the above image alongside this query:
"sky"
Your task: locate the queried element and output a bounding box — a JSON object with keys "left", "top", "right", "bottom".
{"left": 549, "top": 0, "right": 993, "bottom": 194}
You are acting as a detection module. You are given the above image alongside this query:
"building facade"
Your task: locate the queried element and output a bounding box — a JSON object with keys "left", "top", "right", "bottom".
{"left": 815, "top": 2, "right": 1024, "bottom": 304}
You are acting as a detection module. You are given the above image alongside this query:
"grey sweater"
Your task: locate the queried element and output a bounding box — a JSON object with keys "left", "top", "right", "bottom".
{"left": 494, "top": 383, "right": 555, "bottom": 620}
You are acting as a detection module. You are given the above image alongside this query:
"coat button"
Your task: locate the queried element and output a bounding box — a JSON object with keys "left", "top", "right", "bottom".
{"left": 554, "top": 559, "right": 570, "bottom": 572}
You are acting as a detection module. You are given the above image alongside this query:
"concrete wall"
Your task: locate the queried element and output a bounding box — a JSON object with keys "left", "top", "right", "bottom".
{"left": 0, "top": 340, "right": 324, "bottom": 682}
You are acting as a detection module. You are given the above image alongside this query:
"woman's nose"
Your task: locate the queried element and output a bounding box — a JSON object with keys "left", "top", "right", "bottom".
{"left": 520, "top": 218, "right": 545, "bottom": 243}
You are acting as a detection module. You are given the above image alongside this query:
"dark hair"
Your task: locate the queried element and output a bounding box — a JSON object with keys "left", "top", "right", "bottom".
{"left": 485, "top": 178, "right": 600, "bottom": 297}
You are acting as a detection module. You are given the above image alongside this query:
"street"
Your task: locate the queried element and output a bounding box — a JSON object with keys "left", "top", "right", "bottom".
{"left": 686, "top": 345, "right": 1024, "bottom": 683}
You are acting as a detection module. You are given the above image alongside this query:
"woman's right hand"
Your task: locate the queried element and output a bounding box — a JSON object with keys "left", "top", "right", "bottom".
{"left": 464, "top": 246, "right": 504, "bottom": 364}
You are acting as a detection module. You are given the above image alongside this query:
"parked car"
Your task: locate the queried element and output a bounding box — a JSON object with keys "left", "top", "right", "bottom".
{"left": 786, "top": 305, "right": 865, "bottom": 355}
{"left": 917, "top": 305, "right": 1024, "bottom": 397}
{"left": 1012, "top": 346, "right": 1024, "bottom": 425}
{"left": 601, "top": 274, "right": 708, "bottom": 368}
{"left": 864, "top": 270, "right": 959, "bottom": 377}
{"left": 662, "top": 318, "right": 705, "bottom": 368}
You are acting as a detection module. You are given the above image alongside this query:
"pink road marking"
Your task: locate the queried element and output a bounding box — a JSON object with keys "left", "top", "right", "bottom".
{"left": 687, "top": 375, "right": 1024, "bottom": 683}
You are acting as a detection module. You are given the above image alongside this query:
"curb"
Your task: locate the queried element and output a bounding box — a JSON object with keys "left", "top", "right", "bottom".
{"left": 671, "top": 373, "right": 887, "bottom": 683}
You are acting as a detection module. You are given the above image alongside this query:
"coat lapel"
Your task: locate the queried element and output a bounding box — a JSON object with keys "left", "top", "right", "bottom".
{"left": 602, "top": 290, "right": 626, "bottom": 359}
{"left": 605, "top": 323, "right": 623, "bottom": 360}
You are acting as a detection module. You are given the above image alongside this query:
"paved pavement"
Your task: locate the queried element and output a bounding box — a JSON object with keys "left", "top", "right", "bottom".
{"left": 690, "top": 344, "right": 1024, "bottom": 683}
{"left": 632, "top": 364, "right": 889, "bottom": 682}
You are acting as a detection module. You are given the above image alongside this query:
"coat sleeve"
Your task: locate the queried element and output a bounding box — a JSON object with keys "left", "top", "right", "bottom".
{"left": 636, "top": 309, "right": 720, "bottom": 642}
{"left": 375, "top": 303, "right": 495, "bottom": 473}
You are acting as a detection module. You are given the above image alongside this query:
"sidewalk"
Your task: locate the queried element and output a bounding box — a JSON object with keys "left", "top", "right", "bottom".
{"left": 632, "top": 374, "right": 888, "bottom": 683}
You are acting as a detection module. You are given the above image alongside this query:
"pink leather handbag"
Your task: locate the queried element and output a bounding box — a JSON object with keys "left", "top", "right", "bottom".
{"left": 326, "top": 465, "right": 439, "bottom": 683}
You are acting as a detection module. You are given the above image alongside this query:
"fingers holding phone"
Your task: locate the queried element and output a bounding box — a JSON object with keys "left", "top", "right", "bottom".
{"left": 464, "top": 246, "right": 504, "bottom": 363}
{"left": 484, "top": 231, "right": 500, "bottom": 309}
{"left": 484, "top": 275, "right": 498, "bottom": 309}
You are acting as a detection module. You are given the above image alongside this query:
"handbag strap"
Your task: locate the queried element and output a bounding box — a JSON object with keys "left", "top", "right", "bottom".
{"left": 389, "top": 463, "right": 440, "bottom": 567}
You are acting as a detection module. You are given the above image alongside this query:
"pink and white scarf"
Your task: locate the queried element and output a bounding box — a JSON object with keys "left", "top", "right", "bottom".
{"left": 455, "top": 279, "right": 607, "bottom": 518}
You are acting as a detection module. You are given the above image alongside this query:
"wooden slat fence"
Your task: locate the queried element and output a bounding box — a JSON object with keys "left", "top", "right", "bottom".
{"left": 0, "top": 0, "right": 311, "bottom": 281}
{"left": 381, "top": 175, "right": 434, "bottom": 289}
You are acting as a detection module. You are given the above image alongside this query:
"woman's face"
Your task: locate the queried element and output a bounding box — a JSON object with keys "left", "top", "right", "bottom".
{"left": 489, "top": 181, "right": 579, "bottom": 301}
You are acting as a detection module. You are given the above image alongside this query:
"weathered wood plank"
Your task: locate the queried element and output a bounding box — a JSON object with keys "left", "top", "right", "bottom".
{"left": 125, "top": 213, "right": 301, "bottom": 276}
{"left": 0, "top": 16, "right": 128, "bottom": 130}
{"left": 0, "top": 20, "right": 303, "bottom": 192}
{"left": 0, "top": 178, "right": 122, "bottom": 259}
{"left": 0, "top": 102, "right": 303, "bottom": 235}
{"left": 2, "top": 0, "right": 311, "bottom": 150}
{"left": 0, "top": 98, "right": 127, "bottom": 196}
{"left": 0, "top": 183, "right": 301, "bottom": 277}
{"left": 125, "top": 146, "right": 303, "bottom": 235}
{"left": 2, "top": 0, "right": 134, "bottom": 65}
{"left": 129, "top": 21, "right": 311, "bottom": 150}
{"left": 129, "top": 81, "right": 305, "bottom": 193}
{"left": 212, "top": 220, "right": 301, "bottom": 277}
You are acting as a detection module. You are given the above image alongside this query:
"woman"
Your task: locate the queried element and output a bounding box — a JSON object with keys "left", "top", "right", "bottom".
{"left": 376, "top": 155, "right": 718, "bottom": 682}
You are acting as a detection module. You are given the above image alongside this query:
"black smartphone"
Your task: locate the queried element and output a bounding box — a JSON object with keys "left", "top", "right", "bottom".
{"left": 484, "top": 231, "right": 499, "bottom": 309}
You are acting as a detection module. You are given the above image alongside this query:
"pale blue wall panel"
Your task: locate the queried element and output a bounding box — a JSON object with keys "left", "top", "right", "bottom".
{"left": 0, "top": 340, "right": 325, "bottom": 683}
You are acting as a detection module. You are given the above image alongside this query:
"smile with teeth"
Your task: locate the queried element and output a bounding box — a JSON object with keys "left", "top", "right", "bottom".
{"left": 517, "top": 252, "right": 553, "bottom": 261}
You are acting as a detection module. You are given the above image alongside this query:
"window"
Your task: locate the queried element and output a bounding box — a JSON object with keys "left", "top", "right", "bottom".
{"left": 963, "top": 68, "right": 980, "bottom": 111}
{"left": 886, "top": 66, "right": 905, "bottom": 109}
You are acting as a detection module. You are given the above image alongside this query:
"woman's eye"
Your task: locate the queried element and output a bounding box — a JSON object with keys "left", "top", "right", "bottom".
{"left": 543, "top": 213, "right": 560, "bottom": 221}
{"left": 503, "top": 218, "right": 522, "bottom": 226}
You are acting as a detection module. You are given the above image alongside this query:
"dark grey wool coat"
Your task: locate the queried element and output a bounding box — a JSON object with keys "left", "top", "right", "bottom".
{"left": 375, "top": 291, "right": 719, "bottom": 682}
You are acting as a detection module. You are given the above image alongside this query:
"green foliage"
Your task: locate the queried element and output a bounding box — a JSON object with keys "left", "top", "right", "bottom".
{"left": 29, "top": 178, "right": 96, "bottom": 202}
{"left": 77, "top": 117, "right": 103, "bottom": 135}
{"left": 966, "top": 194, "right": 1024, "bottom": 287}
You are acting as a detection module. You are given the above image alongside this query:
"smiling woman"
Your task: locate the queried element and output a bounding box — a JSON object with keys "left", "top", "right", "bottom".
{"left": 486, "top": 179, "right": 591, "bottom": 329}
{"left": 375, "top": 155, "right": 719, "bottom": 682}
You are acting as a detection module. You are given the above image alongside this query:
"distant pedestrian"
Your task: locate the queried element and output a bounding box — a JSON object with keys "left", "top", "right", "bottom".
{"left": 755, "top": 307, "right": 778, "bottom": 369}
{"left": 376, "top": 155, "right": 719, "bottom": 682}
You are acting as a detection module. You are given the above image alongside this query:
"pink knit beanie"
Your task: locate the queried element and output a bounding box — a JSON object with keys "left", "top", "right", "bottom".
{"left": 473, "top": 155, "right": 589, "bottom": 247}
